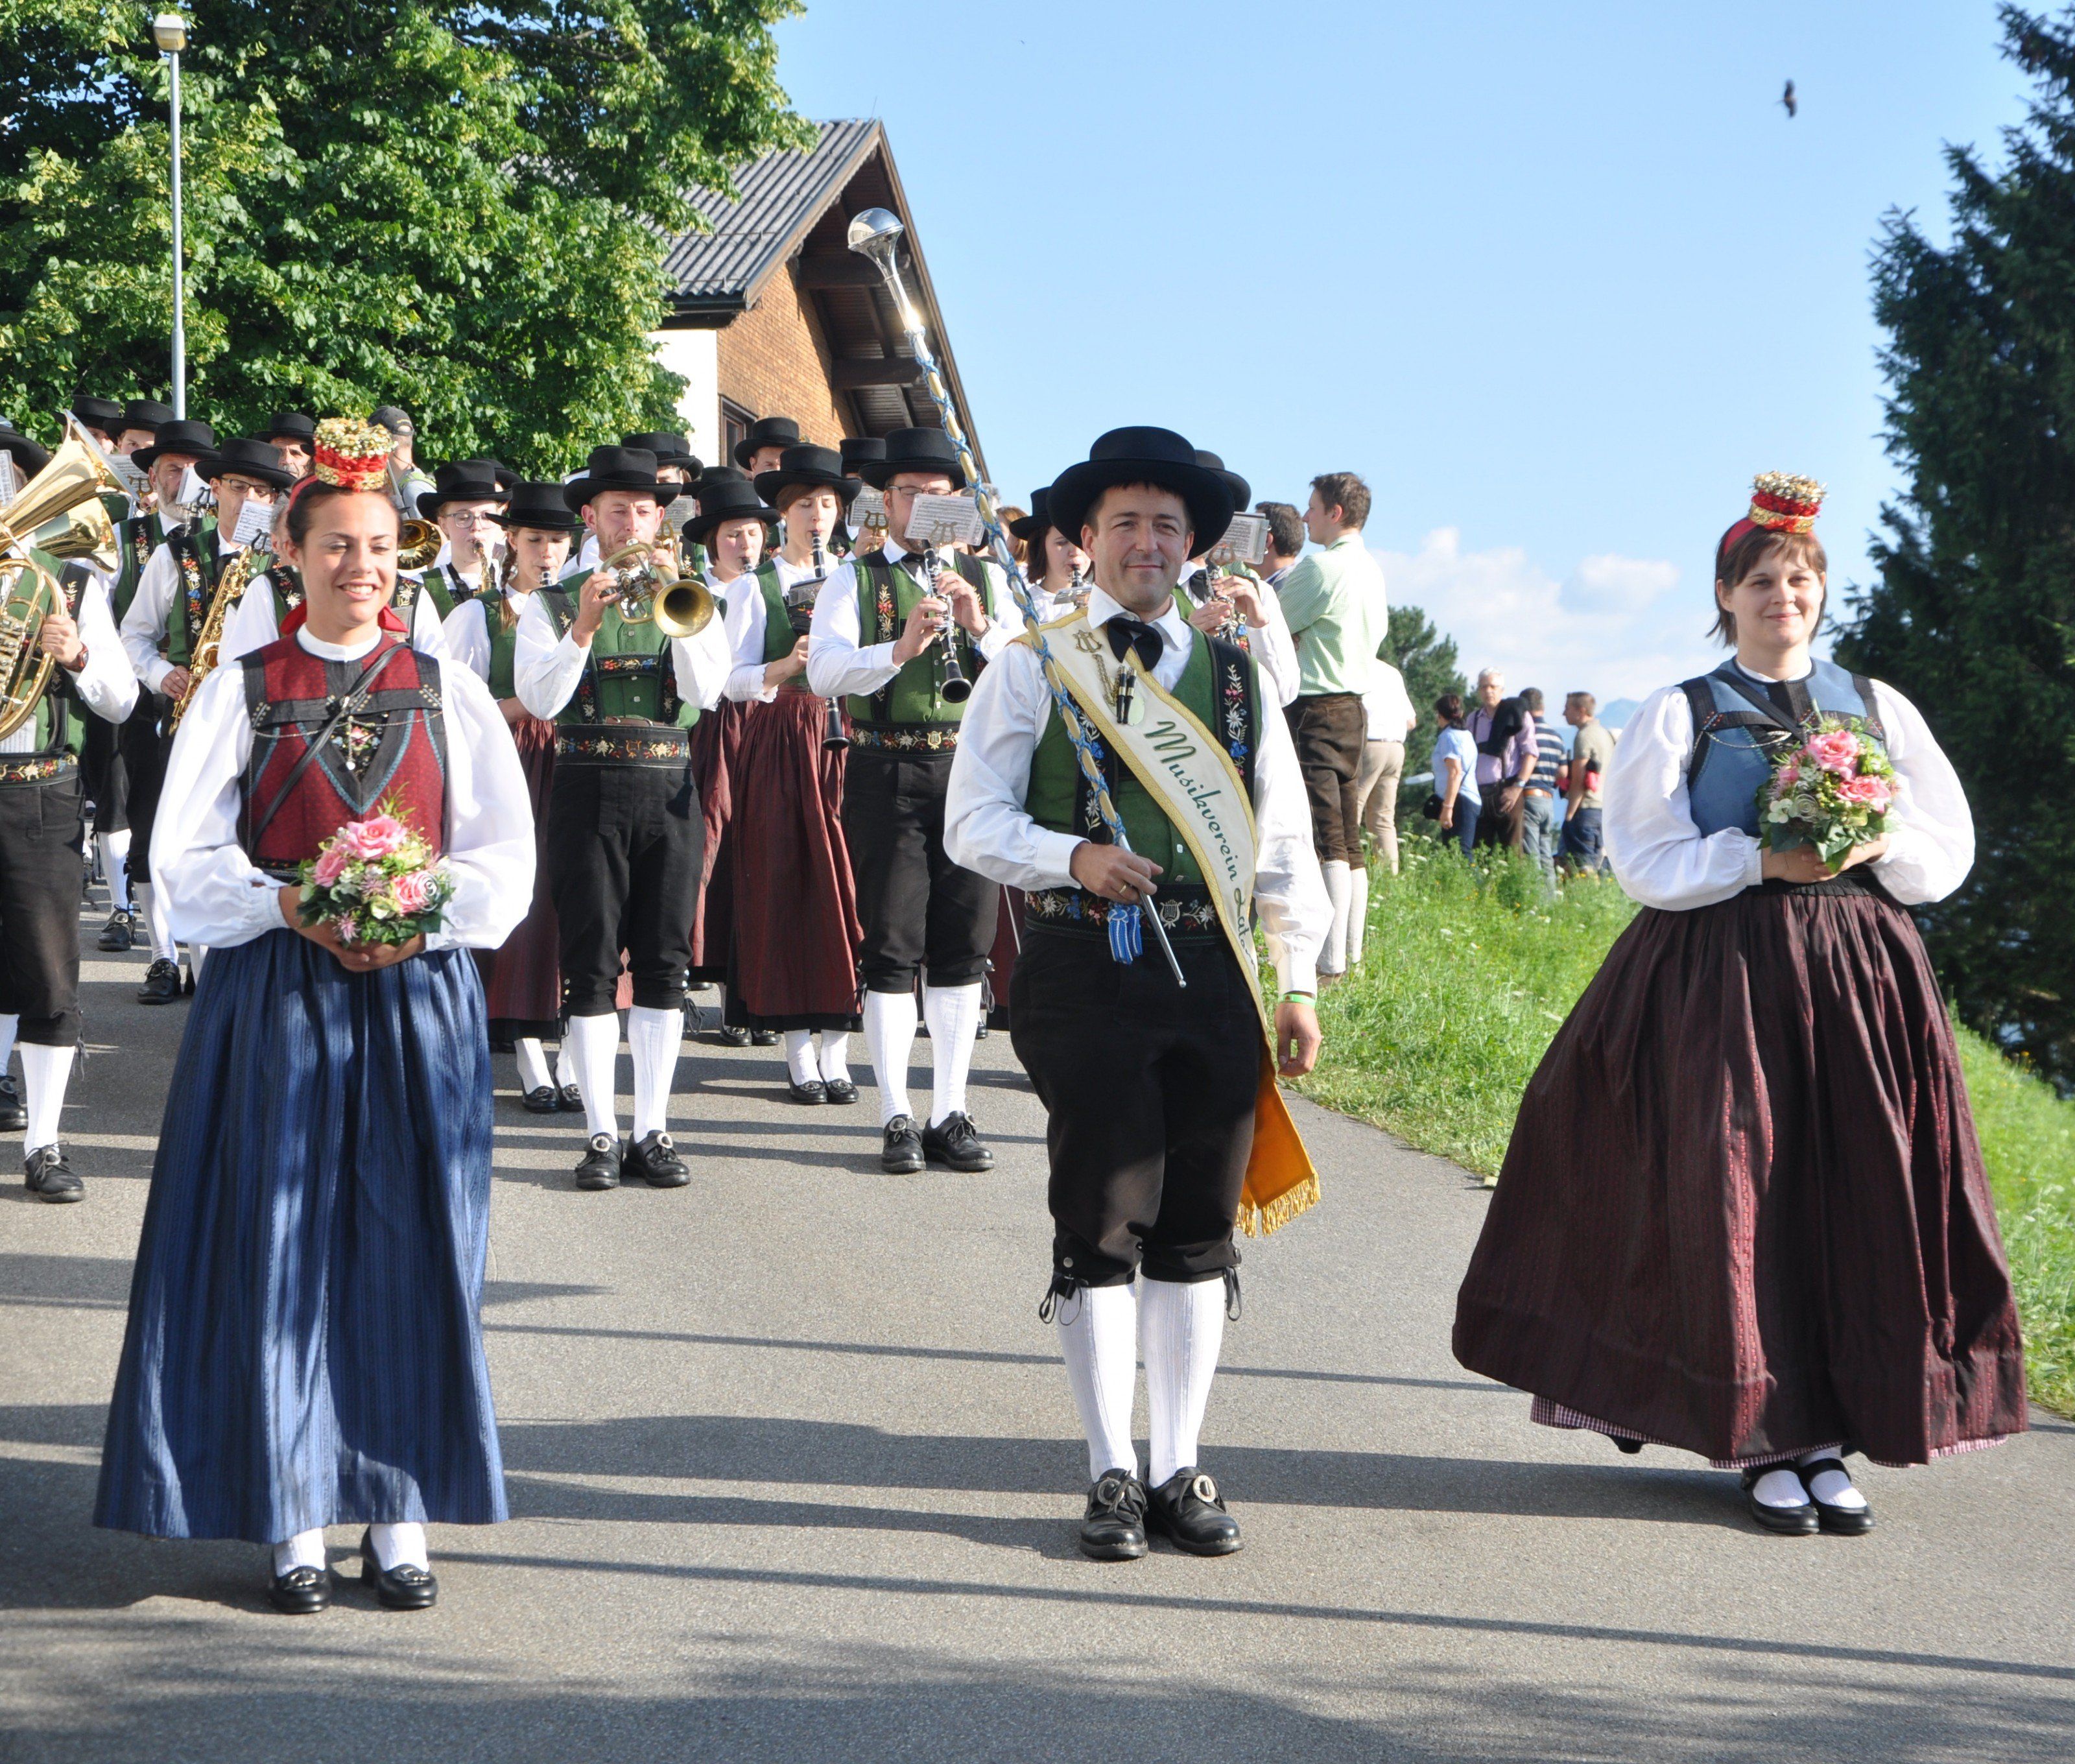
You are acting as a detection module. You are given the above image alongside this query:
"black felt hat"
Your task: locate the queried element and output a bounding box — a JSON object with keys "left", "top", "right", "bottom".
{"left": 839, "top": 436, "right": 886, "bottom": 476}
{"left": 490, "top": 480, "right": 582, "bottom": 532}
{"left": 1193, "top": 450, "right": 1251, "bottom": 514}
{"left": 418, "top": 459, "right": 510, "bottom": 519}
{"left": 1047, "top": 427, "right": 1234, "bottom": 555}
{"left": 731, "top": 415, "right": 800, "bottom": 470}
{"left": 567, "top": 445, "right": 664, "bottom": 507}
{"left": 1008, "top": 486, "right": 1054, "bottom": 543}
{"left": 120, "top": 398, "right": 175, "bottom": 435}
{"left": 858, "top": 425, "right": 967, "bottom": 491}
{"left": 71, "top": 396, "right": 124, "bottom": 432}
{"left": 206, "top": 436, "right": 296, "bottom": 492}
{"left": 0, "top": 424, "right": 51, "bottom": 477}
{"left": 682, "top": 475, "right": 780, "bottom": 547}
{"left": 265, "top": 411, "right": 317, "bottom": 445}
{"left": 691, "top": 465, "right": 749, "bottom": 498}
{"left": 754, "top": 444, "right": 862, "bottom": 509}
{"left": 133, "top": 418, "right": 218, "bottom": 471}
{"left": 622, "top": 431, "right": 702, "bottom": 475}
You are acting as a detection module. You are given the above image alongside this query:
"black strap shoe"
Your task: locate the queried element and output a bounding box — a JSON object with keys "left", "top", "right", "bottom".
{"left": 1798, "top": 1457, "right": 1875, "bottom": 1536}
{"left": 574, "top": 1133, "right": 622, "bottom": 1191}
{"left": 359, "top": 1531, "right": 437, "bottom": 1610}
{"left": 137, "top": 957, "right": 182, "bottom": 1005}
{"left": 1146, "top": 1467, "right": 1242, "bottom": 1556}
{"left": 921, "top": 1111, "right": 993, "bottom": 1172}
{"left": 0, "top": 1075, "right": 24, "bottom": 1132}
{"left": 97, "top": 908, "right": 136, "bottom": 951}
{"left": 556, "top": 1084, "right": 584, "bottom": 1113}
{"left": 25, "top": 1145, "right": 84, "bottom": 1204}
{"left": 520, "top": 1085, "right": 561, "bottom": 1114}
{"left": 880, "top": 1114, "right": 925, "bottom": 1174}
{"left": 624, "top": 1130, "right": 691, "bottom": 1188}
{"left": 787, "top": 1079, "right": 827, "bottom": 1104}
{"left": 1078, "top": 1469, "right": 1150, "bottom": 1561}
{"left": 824, "top": 1077, "right": 859, "bottom": 1106}
{"left": 268, "top": 1564, "right": 333, "bottom": 1615}
{"left": 750, "top": 1029, "right": 779, "bottom": 1047}
{"left": 1740, "top": 1466, "right": 1820, "bottom": 1535}
{"left": 714, "top": 1023, "right": 751, "bottom": 1047}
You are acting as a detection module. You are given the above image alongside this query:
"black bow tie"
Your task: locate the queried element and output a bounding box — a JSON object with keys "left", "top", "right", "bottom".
{"left": 1107, "top": 615, "right": 1163, "bottom": 670}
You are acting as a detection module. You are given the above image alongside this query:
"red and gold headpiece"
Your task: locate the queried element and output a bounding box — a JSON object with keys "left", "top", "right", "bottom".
{"left": 1718, "top": 471, "right": 1824, "bottom": 563}
{"left": 312, "top": 417, "right": 394, "bottom": 491}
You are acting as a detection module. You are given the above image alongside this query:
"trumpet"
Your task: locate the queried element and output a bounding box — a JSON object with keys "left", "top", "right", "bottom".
{"left": 918, "top": 549, "right": 971, "bottom": 704}
{"left": 397, "top": 517, "right": 442, "bottom": 573}
{"left": 600, "top": 540, "right": 715, "bottom": 638}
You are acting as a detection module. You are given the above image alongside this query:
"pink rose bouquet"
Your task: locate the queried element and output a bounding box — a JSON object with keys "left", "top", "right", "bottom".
{"left": 296, "top": 800, "right": 454, "bottom": 948}
{"left": 1758, "top": 714, "right": 1898, "bottom": 866}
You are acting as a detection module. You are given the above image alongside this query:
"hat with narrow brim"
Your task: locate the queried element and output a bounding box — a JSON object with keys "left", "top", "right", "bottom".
{"left": 858, "top": 425, "right": 967, "bottom": 491}
{"left": 265, "top": 412, "right": 318, "bottom": 445}
{"left": 755, "top": 444, "right": 862, "bottom": 509}
{"left": 206, "top": 436, "right": 296, "bottom": 492}
{"left": 1047, "top": 427, "right": 1233, "bottom": 556}
{"left": 567, "top": 446, "right": 665, "bottom": 507}
{"left": 71, "top": 396, "right": 124, "bottom": 432}
{"left": 0, "top": 427, "right": 51, "bottom": 476}
{"left": 133, "top": 418, "right": 219, "bottom": 472}
{"left": 1193, "top": 450, "right": 1250, "bottom": 517}
{"left": 1008, "top": 486, "right": 1052, "bottom": 543}
{"left": 418, "top": 459, "right": 511, "bottom": 518}
{"left": 682, "top": 476, "right": 780, "bottom": 546}
{"left": 489, "top": 480, "right": 582, "bottom": 532}
{"left": 732, "top": 416, "right": 800, "bottom": 469}
{"left": 840, "top": 436, "right": 886, "bottom": 477}
{"left": 623, "top": 431, "right": 702, "bottom": 476}
{"left": 120, "top": 399, "right": 174, "bottom": 435}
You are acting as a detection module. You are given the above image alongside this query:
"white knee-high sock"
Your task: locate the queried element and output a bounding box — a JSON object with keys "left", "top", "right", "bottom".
{"left": 553, "top": 1042, "right": 573, "bottom": 1092}
{"left": 514, "top": 1038, "right": 552, "bottom": 1095}
{"left": 99, "top": 831, "right": 132, "bottom": 911}
{"left": 921, "top": 981, "right": 982, "bottom": 1126}
{"left": 626, "top": 1005, "right": 683, "bottom": 1139}
{"left": 1345, "top": 866, "right": 1368, "bottom": 966}
{"left": 137, "top": 883, "right": 176, "bottom": 962}
{"left": 1140, "top": 1276, "right": 1227, "bottom": 1486}
{"left": 1057, "top": 1282, "right": 1140, "bottom": 1482}
{"left": 783, "top": 1027, "right": 818, "bottom": 1086}
{"left": 272, "top": 1529, "right": 327, "bottom": 1575}
{"left": 862, "top": 989, "right": 917, "bottom": 1125}
{"left": 564, "top": 1012, "right": 621, "bottom": 1139}
{"left": 367, "top": 1521, "right": 428, "bottom": 1571}
{"left": 0, "top": 1014, "right": 17, "bottom": 1078}
{"left": 818, "top": 1031, "right": 851, "bottom": 1083}
{"left": 1320, "top": 859, "right": 1350, "bottom": 976}
{"left": 19, "top": 1042, "right": 75, "bottom": 1154}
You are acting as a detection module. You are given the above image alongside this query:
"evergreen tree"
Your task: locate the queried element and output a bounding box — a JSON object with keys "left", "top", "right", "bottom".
{"left": 1382, "top": 601, "right": 1467, "bottom": 786}
{"left": 1841, "top": 3, "right": 2075, "bottom": 1088}
{"left": 0, "top": 1, "right": 806, "bottom": 474}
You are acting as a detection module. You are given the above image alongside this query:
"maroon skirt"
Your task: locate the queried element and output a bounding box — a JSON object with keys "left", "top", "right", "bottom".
{"left": 726, "top": 691, "right": 860, "bottom": 1030}
{"left": 688, "top": 699, "right": 753, "bottom": 982}
{"left": 479, "top": 716, "right": 562, "bottom": 1039}
{"left": 1452, "top": 877, "right": 2028, "bottom": 1468}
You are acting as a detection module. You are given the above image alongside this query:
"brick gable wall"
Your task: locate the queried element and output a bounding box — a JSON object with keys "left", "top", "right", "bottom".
{"left": 716, "top": 260, "right": 855, "bottom": 445}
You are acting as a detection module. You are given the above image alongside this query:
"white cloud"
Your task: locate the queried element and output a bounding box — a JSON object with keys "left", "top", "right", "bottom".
{"left": 1560, "top": 553, "right": 1679, "bottom": 617}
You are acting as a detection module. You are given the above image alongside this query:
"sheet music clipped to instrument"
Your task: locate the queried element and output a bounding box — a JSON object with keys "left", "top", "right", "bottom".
{"left": 904, "top": 492, "right": 986, "bottom": 549}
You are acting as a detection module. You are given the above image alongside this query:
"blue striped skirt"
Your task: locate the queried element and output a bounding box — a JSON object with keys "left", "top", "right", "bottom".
{"left": 95, "top": 928, "right": 508, "bottom": 1544}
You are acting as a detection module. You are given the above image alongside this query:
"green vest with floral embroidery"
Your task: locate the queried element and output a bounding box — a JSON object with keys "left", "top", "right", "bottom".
{"left": 846, "top": 549, "right": 999, "bottom": 730}
{"left": 539, "top": 576, "right": 698, "bottom": 728}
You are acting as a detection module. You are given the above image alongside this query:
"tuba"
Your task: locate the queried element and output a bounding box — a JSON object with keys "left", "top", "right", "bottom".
{"left": 600, "top": 539, "right": 715, "bottom": 637}
{"left": 0, "top": 423, "right": 123, "bottom": 742}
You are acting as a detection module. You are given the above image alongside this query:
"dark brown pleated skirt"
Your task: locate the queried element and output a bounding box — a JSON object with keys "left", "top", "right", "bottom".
{"left": 1452, "top": 878, "right": 2028, "bottom": 1468}
{"left": 479, "top": 717, "right": 562, "bottom": 1039}
{"left": 687, "top": 699, "right": 753, "bottom": 982}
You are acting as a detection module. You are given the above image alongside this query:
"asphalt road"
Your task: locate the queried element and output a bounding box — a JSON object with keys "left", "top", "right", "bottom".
{"left": 3, "top": 903, "right": 2071, "bottom": 1763}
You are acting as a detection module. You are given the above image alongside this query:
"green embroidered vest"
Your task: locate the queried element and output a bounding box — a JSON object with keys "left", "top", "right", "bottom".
{"left": 160, "top": 519, "right": 220, "bottom": 669}
{"left": 19, "top": 549, "right": 87, "bottom": 759}
{"left": 847, "top": 549, "right": 998, "bottom": 729}
{"left": 539, "top": 577, "right": 697, "bottom": 728}
{"left": 110, "top": 508, "right": 163, "bottom": 624}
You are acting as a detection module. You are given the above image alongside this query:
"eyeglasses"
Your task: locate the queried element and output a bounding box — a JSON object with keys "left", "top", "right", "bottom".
{"left": 217, "top": 477, "right": 277, "bottom": 500}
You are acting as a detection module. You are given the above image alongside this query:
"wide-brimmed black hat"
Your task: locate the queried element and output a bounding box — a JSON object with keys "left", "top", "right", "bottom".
{"left": 691, "top": 464, "right": 749, "bottom": 499}
{"left": 1048, "top": 427, "right": 1234, "bottom": 554}
{"left": 1194, "top": 450, "right": 1251, "bottom": 514}
{"left": 568, "top": 445, "right": 664, "bottom": 507}
{"left": 71, "top": 396, "right": 124, "bottom": 433}
{"left": 840, "top": 436, "right": 886, "bottom": 477}
{"left": 120, "top": 398, "right": 174, "bottom": 435}
{"left": 418, "top": 459, "right": 510, "bottom": 518}
{"left": 134, "top": 418, "right": 218, "bottom": 471}
{"left": 490, "top": 480, "right": 582, "bottom": 532}
{"left": 265, "top": 411, "right": 317, "bottom": 445}
{"left": 754, "top": 444, "right": 861, "bottom": 509}
{"left": 622, "top": 431, "right": 702, "bottom": 475}
{"left": 205, "top": 437, "right": 295, "bottom": 492}
{"left": 858, "top": 425, "right": 967, "bottom": 491}
{"left": 732, "top": 415, "right": 800, "bottom": 469}
{"left": 0, "top": 425, "right": 51, "bottom": 477}
{"left": 1008, "top": 486, "right": 1054, "bottom": 543}
{"left": 682, "top": 475, "right": 780, "bottom": 547}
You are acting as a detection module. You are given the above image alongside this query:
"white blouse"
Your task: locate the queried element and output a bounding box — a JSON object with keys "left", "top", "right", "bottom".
{"left": 220, "top": 568, "right": 449, "bottom": 664}
{"left": 151, "top": 628, "right": 537, "bottom": 952}
{"left": 725, "top": 552, "right": 833, "bottom": 702}
{"left": 1603, "top": 667, "right": 1974, "bottom": 911}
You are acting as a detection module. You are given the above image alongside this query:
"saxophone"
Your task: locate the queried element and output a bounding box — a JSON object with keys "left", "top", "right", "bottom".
{"left": 171, "top": 547, "right": 263, "bottom": 727}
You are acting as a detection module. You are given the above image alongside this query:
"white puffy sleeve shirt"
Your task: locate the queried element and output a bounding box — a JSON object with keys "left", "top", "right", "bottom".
{"left": 150, "top": 628, "right": 536, "bottom": 952}
{"left": 511, "top": 586, "right": 732, "bottom": 721}
{"left": 219, "top": 570, "right": 449, "bottom": 663}
{"left": 805, "top": 543, "right": 1017, "bottom": 700}
{"left": 1, "top": 571, "right": 136, "bottom": 750}
{"left": 1604, "top": 674, "right": 1974, "bottom": 911}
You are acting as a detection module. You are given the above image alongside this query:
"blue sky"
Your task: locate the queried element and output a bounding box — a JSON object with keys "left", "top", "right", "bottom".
{"left": 771, "top": 0, "right": 2033, "bottom": 701}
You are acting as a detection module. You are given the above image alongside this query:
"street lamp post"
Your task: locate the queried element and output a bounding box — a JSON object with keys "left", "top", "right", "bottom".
{"left": 152, "top": 13, "right": 189, "bottom": 418}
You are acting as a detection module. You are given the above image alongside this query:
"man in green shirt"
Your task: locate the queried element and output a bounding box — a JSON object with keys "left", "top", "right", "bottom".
{"left": 1278, "top": 471, "right": 1388, "bottom": 983}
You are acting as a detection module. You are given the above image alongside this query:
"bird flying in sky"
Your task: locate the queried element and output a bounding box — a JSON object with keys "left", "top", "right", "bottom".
{"left": 1782, "top": 79, "right": 1797, "bottom": 119}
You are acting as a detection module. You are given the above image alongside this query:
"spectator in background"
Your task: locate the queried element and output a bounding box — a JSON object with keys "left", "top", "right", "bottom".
{"left": 1561, "top": 691, "right": 1615, "bottom": 875}
{"left": 369, "top": 404, "right": 433, "bottom": 514}
{"left": 1519, "top": 687, "right": 1566, "bottom": 883}
{"left": 1356, "top": 652, "right": 1416, "bottom": 879}
{"left": 1255, "top": 501, "right": 1303, "bottom": 588}
{"left": 1281, "top": 471, "right": 1390, "bottom": 986}
{"left": 1432, "top": 693, "right": 1480, "bottom": 857}
{"left": 1467, "top": 667, "right": 1536, "bottom": 851}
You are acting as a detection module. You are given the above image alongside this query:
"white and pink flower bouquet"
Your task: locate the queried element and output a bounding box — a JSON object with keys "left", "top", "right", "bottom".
{"left": 1758, "top": 715, "right": 1899, "bottom": 866}
{"left": 297, "top": 803, "right": 453, "bottom": 947}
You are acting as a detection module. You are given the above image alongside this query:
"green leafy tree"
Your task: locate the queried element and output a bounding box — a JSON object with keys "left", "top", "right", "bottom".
{"left": 0, "top": 1, "right": 807, "bottom": 474}
{"left": 1840, "top": 4, "right": 2075, "bottom": 1088}
{"left": 1382, "top": 601, "right": 1467, "bottom": 786}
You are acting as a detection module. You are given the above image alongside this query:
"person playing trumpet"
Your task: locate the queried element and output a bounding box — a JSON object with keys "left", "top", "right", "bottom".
{"left": 1174, "top": 453, "right": 1299, "bottom": 709}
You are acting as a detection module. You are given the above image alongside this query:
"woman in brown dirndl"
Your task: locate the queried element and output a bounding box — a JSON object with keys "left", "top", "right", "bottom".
{"left": 722, "top": 446, "right": 866, "bottom": 1102}
{"left": 1452, "top": 474, "right": 2027, "bottom": 1536}
{"left": 445, "top": 481, "right": 580, "bottom": 1110}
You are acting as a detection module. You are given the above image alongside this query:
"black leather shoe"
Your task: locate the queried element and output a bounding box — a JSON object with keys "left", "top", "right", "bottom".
{"left": 137, "top": 957, "right": 181, "bottom": 1005}
{"left": 880, "top": 1114, "right": 925, "bottom": 1173}
{"left": 268, "top": 1564, "right": 333, "bottom": 1615}
{"left": 1740, "top": 1466, "right": 1820, "bottom": 1535}
{"left": 556, "top": 1084, "right": 584, "bottom": 1112}
{"left": 97, "top": 908, "right": 136, "bottom": 952}
{"left": 574, "top": 1133, "right": 622, "bottom": 1191}
{"left": 921, "top": 1111, "right": 993, "bottom": 1171}
{"left": 0, "top": 1075, "right": 24, "bottom": 1132}
{"left": 1799, "top": 1457, "right": 1875, "bottom": 1536}
{"left": 714, "top": 1023, "right": 751, "bottom": 1047}
{"left": 788, "top": 1079, "right": 827, "bottom": 1104}
{"left": 25, "top": 1145, "right": 84, "bottom": 1204}
{"left": 1146, "top": 1467, "right": 1242, "bottom": 1556}
{"left": 1078, "top": 1469, "right": 1150, "bottom": 1561}
{"left": 520, "top": 1086, "right": 561, "bottom": 1114}
{"left": 359, "top": 1532, "right": 437, "bottom": 1610}
{"left": 624, "top": 1130, "right": 690, "bottom": 1188}
{"left": 1611, "top": 1435, "right": 1645, "bottom": 1455}
{"left": 824, "top": 1077, "right": 859, "bottom": 1106}
{"left": 751, "top": 1029, "right": 779, "bottom": 1047}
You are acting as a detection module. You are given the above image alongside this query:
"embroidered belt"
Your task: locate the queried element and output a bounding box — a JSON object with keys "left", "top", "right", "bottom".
{"left": 0, "top": 755, "right": 77, "bottom": 787}
{"left": 554, "top": 726, "right": 691, "bottom": 765}
{"left": 1024, "top": 883, "right": 1221, "bottom": 938}
{"left": 849, "top": 724, "right": 960, "bottom": 754}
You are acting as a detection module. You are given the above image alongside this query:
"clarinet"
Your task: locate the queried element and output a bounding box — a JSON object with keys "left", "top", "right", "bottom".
{"left": 793, "top": 536, "right": 849, "bottom": 752}
{"left": 921, "top": 549, "right": 972, "bottom": 704}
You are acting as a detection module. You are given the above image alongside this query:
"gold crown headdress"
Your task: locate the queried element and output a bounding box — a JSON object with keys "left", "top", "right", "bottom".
{"left": 312, "top": 418, "right": 394, "bottom": 491}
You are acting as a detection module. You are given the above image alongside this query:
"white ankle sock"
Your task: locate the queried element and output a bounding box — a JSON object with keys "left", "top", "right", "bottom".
{"left": 0, "top": 1014, "right": 17, "bottom": 1079}
{"left": 137, "top": 883, "right": 176, "bottom": 962}
{"left": 1798, "top": 1450, "right": 1867, "bottom": 1510}
{"left": 272, "top": 1529, "right": 327, "bottom": 1575}
{"left": 862, "top": 990, "right": 918, "bottom": 1125}
{"left": 368, "top": 1521, "right": 427, "bottom": 1571}
{"left": 99, "top": 831, "right": 132, "bottom": 911}
{"left": 1057, "top": 1282, "right": 1139, "bottom": 1482}
{"left": 514, "top": 1038, "right": 552, "bottom": 1095}
{"left": 818, "top": 1031, "right": 851, "bottom": 1083}
{"left": 1344, "top": 866, "right": 1368, "bottom": 966}
{"left": 921, "top": 981, "right": 982, "bottom": 1126}
{"left": 564, "top": 1012, "right": 621, "bottom": 1139}
{"left": 1320, "top": 859, "right": 1350, "bottom": 976}
{"left": 783, "top": 1028, "right": 818, "bottom": 1086}
{"left": 19, "top": 1042, "right": 75, "bottom": 1154}
{"left": 626, "top": 1005, "right": 683, "bottom": 1139}
{"left": 1751, "top": 1467, "right": 1810, "bottom": 1508}
{"left": 1140, "top": 1276, "right": 1226, "bottom": 1486}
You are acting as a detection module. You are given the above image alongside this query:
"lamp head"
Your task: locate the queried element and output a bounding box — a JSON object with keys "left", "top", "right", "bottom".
{"left": 846, "top": 208, "right": 905, "bottom": 268}
{"left": 152, "top": 12, "right": 188, "bottom": 53}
